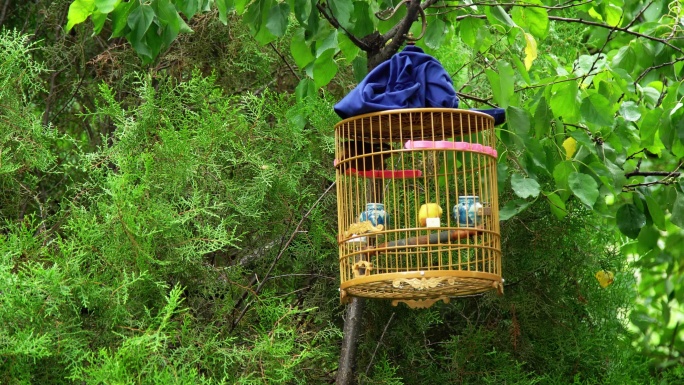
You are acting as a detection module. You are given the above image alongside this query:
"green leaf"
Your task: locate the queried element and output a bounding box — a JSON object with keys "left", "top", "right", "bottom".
{"left": 338, "top": 32, "right": 360, "bottom": 62}
{"left": 66, "top": 0, "right": 95, "bottom": 31}
{"left": 550, "top": 82, "right": 579, "bottom": 120}
{"left": 612, "top": 44, "right": 636, "bottom": 72}
{"left": 580, "top": 92, "right": 614, "bottom": 128}
{"left": 111, "top": 0, "right": 134, "bottom": 37}
{"left": 127, "top": 4, "right": 155, "bottom": 43}
{"left": 640, "top": 108, "right": 663, "bottom": 147}
{"left": 352, "top": 56, "right": 367, "bottom": 83}
{"left": 94, "top": 0, "right": 119, "bottom": 13}
{"left": 312, "top": 49, "right": 338, "bottom": 88}
{"left": 459, "top": 17, "right": 484, "bottom": 48}
{"left": 91, "top": 11, "right": 107, "bottom": 34}
{"left": 671, "top": 192, "right": 684, "bottom": 228}
{"left": 605, "top": 3, "right": 623, "bottom": 27}
{"left": 315, "top": 29, "right": 338, "bottom": 56}
{"left": 350, "top": 1, "right": 374, "bottom": 37}
{"left": 294, "top": 0, "right": 311, "bottom": 24}
{"left": 176, "top": 0, "right": 200, "bottom": 18}
{"left": 546, "top": 192, "right": 567, "bottom": 219}
{"left": 553, "top": 161, "right": 574, "bottom": 199}
{"left": 506, "top": 106, "right": 530, "bottom": 145}
{"left": 643, "top": 193, "right": 666, "bottom": 230}
{"left": 295, "top": 78, "right": 316, "bottom": 101}
{"left": 511, "top": 3, "right": 549, "bottom": 39}
{"left": 485, "top": 5, "right": 516, "bottom": 28}
{"left": 616, "top": 203, "right": 646, "bottom": 239}
{"left": 511, "top": 173, "right": 540, "bottom": 199}
{"left": 329, "top": 0, "right": 353, "bottom": 28}
{"left": 424, "top": 18, "right": 447, "bottom": 49}
{"left": 499, "top": 199, "right": 532, "bottom": 221}
{"left": 486, "top": 61, "right": 515, "bottom": 108}
{"left": 153, "top": 0, "right": 181, "bottom": 30}
{"left": 290, "top": 29, "right": 315, "bottom": 68}
{"left": 568, "top": 172, "right": 599, "bottom": 208}
{"left": 619, "top": 101, "right": 641, "bottom": 122}
{"left": 216, "top": 0, "right": 233, "bottom": 24}
{"left": 533, "top": 97, "right": 552, "bottom": 138}
{"left": 266, "top": 2, "right": 290, "bottom": 37}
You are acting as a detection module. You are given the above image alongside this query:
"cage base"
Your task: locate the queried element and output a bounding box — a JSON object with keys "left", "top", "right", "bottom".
{"left": 340, "top": 271, "right": 503, "bottom": 308}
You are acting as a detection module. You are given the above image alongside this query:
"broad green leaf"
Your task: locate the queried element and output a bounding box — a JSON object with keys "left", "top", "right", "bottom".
{"left": 511, "top": 55, "right": 531, "bottom": 85}
{"left": 523, "top": 33, "right": 537, "bottom": 70}
{"left": 486, "top": 61, "right": 515, "bottom": 108}
{"left": 550, "top": 82, "right": 579, "bottom": 120}
{"left": 512, "top": 3, "right": 549, "bottom": 39}
{"left": 553, "top": 161, "right": 574, "bottom": 198}
{"left": 546, "top": 192, "right": 567, "bottom": 219}
{"left": 511, "top": 173, "right": 541, "bottom": 199}
{"left": 94, "top": 0, "right": 119, "bottom": 13}
{"left": 312, "top": 49, "right": 338, "bottom": 88}
{"left": 580, "top": 92, "right": 614, "bottom": 128}
{"left": 612, "top": 44, "right": 636, "bottom": 71}
{"left": 533, "top": 97, "right": 552, "bottom": 138}
{"left": 460, "top": 17, "right": 484, "bottom": 48}
{"left": 499, "top": 199, "right": 532, "bottom": 220}
{"left": 290, "top": 29, "right": 315, "bottom": 68}
{"left": 352, "top": 56, "right": 367, "bottom": 83}
{"left": 315, "top": 28, "right": 338, "bottom": 56}
{"left": 337, "top": 31, "right": 360, "bottom": 62}
{"left": 671, "top": 192, "right": 684, "bottom": 228}
{"left": 562, "top": 137, "right": 577, "bottom": 160}
{"left": 643, "top": 193, "right": 666, "bottom": 230}
{"left": 506, "top": 106, "right": 530, "bottom": 145}
{"left": 111, "top": 1, "right": 134, "bottom": 37}
{"left": 154, "top": 0, "right": 181, "bottom": 30}
{"left": 350, "top": 1, "right": 374, "bottom": 37}
{"left": 424, "top": 18, "right": 447, "bottom": 49}
{"left": 294, "top": 0, "right": 312, "bottom": 24}
{"left": 66, "top": 0, "right": 95, "bottom": 31}
{"left": 216, "top": 0, "right": 233, "bottom": 23}
{"left": 637, "top": 224, "right": 659, "bottom": 254}
{"left": 619, "top": 101, "right": 641, "bottom": 122}
{"left": 485, "top": 5, "right": 516, "bottom": 28}
{"left": 92, "top": 11, "right": 107, "bottom": 34}
{"left": 295, "top": 78, "right": 316, "bottom": 101}
{"left": 329, "top": 0, "right": 353, "bottom": 29}
{"left": 266, "top": 3, "right": 290, "bottom": 37}
{"left": 176, "top": 0, "right": 200, "bottom": 18}
{"left": 616, "top": 203, "right": 646, "bottom": 239}
{"left": 569, "top": 172, "right": 599, "bottom": 208}
{"left": 640, "top": 108, "right": 663, "bottom": 147}
{"left": 127, "top": 4, "right": 155, "bottom": 43}
{"left": 605, "top": 3, "right": 623, "bottom": 27}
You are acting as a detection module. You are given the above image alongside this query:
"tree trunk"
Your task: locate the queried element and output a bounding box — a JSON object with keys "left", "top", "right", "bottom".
{"left": 336, "top": 297, "right": 365, "bottom": 385}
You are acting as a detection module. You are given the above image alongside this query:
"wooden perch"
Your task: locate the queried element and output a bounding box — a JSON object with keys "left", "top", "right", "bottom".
{"left": 366, "top": 228, "right": 482, "bottom": 255}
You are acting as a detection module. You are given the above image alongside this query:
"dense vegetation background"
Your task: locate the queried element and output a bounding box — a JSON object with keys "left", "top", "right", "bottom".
{"left": 1, "top": 0, "right": 683, "bottom": 383}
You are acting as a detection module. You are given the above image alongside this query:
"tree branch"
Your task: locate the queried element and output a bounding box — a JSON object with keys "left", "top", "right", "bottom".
{"left": 316, "top": 2, "right": 370, "bottom": 51}
{"left": 269, "top": 42, "right": 301, "bottom": 81}
{"left": 547, "top": 15, "right": 683, "bottom": 53}
{"left": 624, "top": 170, "right": 682, "bottom": 178}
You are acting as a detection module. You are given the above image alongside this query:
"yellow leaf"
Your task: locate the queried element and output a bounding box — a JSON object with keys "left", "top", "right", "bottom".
{"left": 595, "top": 270, "right": 615, "bottom": 288}
{"left": 562, "top": 137, "right": 577, "bottom": 160}
{"left": 524, "top": 33, "right": 537, "bottom": 70}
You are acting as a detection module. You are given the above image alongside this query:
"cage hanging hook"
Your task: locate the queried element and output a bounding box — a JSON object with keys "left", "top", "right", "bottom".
{"left": 375, "top": 0, "right": 427, "bottom": 42}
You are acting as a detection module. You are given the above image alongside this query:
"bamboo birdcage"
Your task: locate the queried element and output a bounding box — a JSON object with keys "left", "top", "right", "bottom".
{"left": 335, "top": 108, "right": 502, "bottom": 309}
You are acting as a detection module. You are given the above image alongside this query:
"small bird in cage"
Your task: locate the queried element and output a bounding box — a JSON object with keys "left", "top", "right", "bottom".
{"left": 338, "top": 141, "right": 392, "bottom": 171}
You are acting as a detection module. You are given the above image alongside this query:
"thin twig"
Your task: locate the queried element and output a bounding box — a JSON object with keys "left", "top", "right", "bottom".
{"left": 362, "top": 312, "right": 395, "bottom": 384}
{"left": 269, "top": 42, "right": 301, "bottom": 81}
